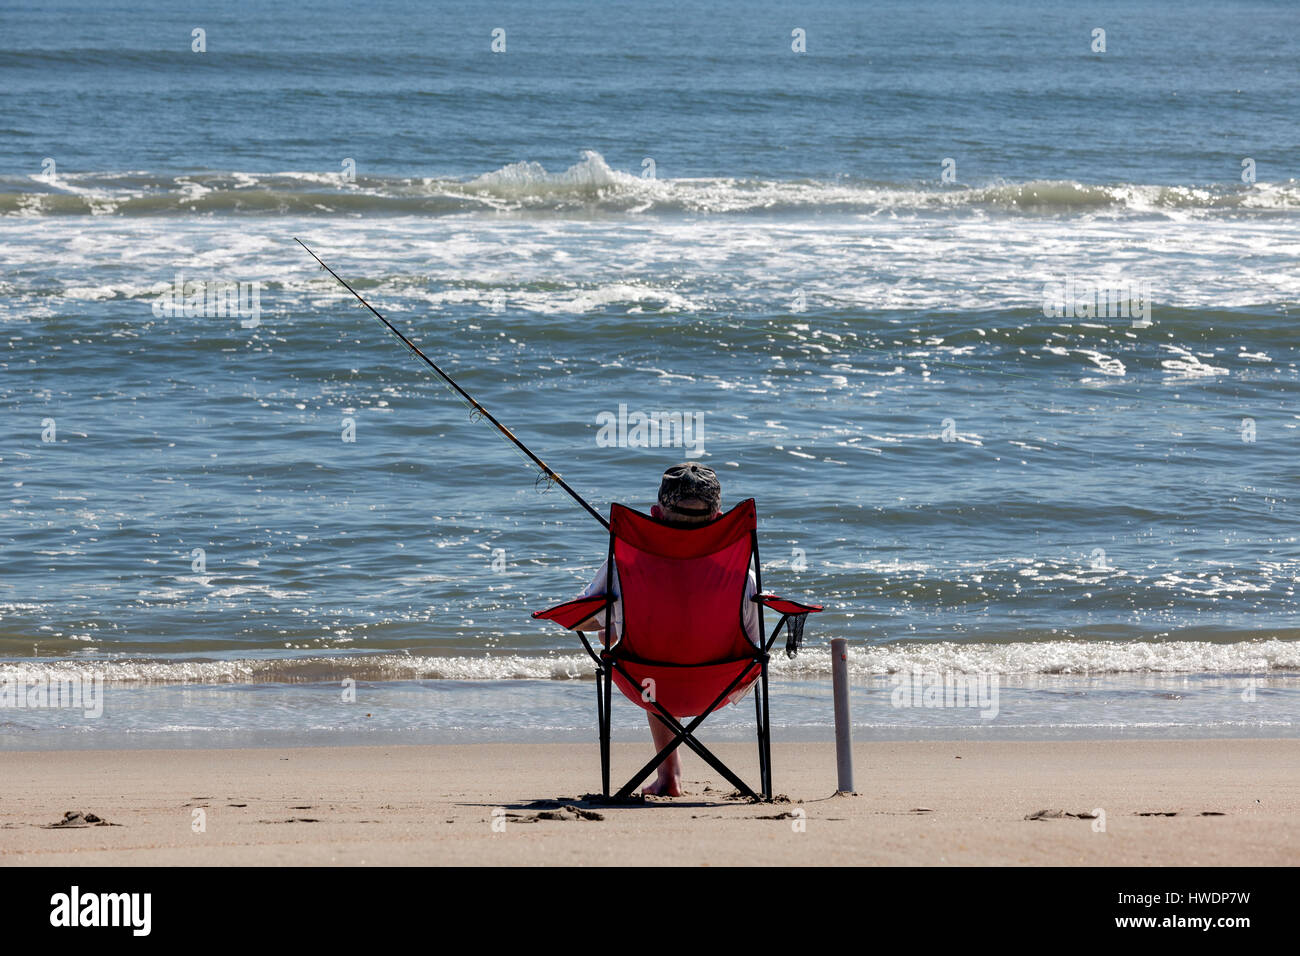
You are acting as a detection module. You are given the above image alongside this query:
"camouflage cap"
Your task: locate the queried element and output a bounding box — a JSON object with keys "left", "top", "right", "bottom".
{"left": 657, "top": 461, "right": 721, "bottom": 516}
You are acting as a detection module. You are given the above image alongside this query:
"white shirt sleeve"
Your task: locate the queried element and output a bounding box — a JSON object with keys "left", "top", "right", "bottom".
{"left": 577, "top": 560, "right": 607, "bottom": 600}
{"left": 744, "top": 569, "right": 760, "bottom": 647}
{"left": 578, "top": 559, "right": 622, "bottom": 638}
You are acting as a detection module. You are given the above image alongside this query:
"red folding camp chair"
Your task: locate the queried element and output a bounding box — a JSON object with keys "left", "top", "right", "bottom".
{"left": 533, "top": 498, "right": 821, "bottom": 801}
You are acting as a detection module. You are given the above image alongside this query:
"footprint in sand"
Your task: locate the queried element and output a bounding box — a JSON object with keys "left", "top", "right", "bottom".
{"left": 506, "top": 805, "right": 605, "bottom": 823}
{"left": 1025, "top": 809, "right": 1099, "bottom": 821}
{"left": 42, "top": 811, "right": 120, "bottom": 829}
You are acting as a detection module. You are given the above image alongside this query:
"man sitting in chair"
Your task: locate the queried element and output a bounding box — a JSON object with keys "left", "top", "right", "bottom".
{"left": 571, "top": 461, "right": 759, "bottom": 796}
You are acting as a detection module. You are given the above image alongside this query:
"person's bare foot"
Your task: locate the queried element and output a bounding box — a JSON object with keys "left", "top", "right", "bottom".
{"left": 643, "top": 775, "right": 683, "bottom": 797}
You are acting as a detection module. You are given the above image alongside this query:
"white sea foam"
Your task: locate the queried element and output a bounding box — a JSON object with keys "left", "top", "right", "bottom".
{"left": 6, "top": 196, "right": 1300, "bottom": 324}
{"left": 1160, "top": 345, "right": 1229, "bottom": 377}
{"left": 3, "top": 639, "right": 1294, "bottom": 687}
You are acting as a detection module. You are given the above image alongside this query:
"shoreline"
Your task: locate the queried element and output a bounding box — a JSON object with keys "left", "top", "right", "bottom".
{"left": 3, "top": 670, "right": 1295, "bottom": 747}
{"left": 2, "top": 738, "right": 1296, "bottom": 866}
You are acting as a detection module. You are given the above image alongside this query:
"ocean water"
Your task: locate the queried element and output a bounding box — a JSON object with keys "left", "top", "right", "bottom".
{"left": 2, "top": 0, "right": 1299, "bottom": 746}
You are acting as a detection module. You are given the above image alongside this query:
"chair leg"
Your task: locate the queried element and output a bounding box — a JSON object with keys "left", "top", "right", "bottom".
{"left": 600, "top": 666, "right": 612, "bottom": 798}
{"left": 761, "top": 663, "right": 773, "bottom": 800}
{"left": 754, "top": 676, "right": 768, "bottom": 795}
{"left": 616, "top": 708, "right": 761, "bottom": 801}
{"left": 607, "top": 658, "right": 766, "bottom": 801}
{"left": 616, "top": 713, "right": 688, "bottom": 799}
{"left": 676, "top": 730, "right": 759, "bottom": 800}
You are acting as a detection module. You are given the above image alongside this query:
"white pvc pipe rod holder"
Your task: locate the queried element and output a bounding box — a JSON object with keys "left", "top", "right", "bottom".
{"left": 831, "top": 637, "right": 854, "bottom": 793}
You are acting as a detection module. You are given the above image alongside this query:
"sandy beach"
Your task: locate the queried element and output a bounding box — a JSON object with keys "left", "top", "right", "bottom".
{"left": 2, "top": 738, "right": 1295, "bottom": 866}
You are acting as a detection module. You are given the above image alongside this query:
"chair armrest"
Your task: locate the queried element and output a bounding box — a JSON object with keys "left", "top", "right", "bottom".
{"left": 752, "top": 594, "right": 823, "bottom": 615}
{"left": 532, "top": 595, "right": 609, "bottom": 630}
{"left": 752, "top": 594, "right": 821, "bottom": 659}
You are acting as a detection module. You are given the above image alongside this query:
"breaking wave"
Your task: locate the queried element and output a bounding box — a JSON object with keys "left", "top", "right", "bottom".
{"left": 4, "top": 151, "right": 1298, "bottom": 218}
{"left": 3, "top": 638, "right": 1296, "bottom": 686}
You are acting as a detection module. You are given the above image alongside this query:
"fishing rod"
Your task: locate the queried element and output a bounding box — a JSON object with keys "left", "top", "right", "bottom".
{"left": 295, "top": 238, "right": 610, "bottom": 530}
